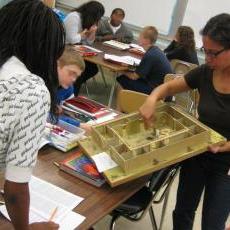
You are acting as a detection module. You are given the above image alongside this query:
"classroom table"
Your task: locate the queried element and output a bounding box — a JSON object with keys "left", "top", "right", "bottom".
{"left": 83, "top": 42, "right": 142, "bottom": 107}
{"left": 0, "top": 147, "right": 150, "bottom": 230}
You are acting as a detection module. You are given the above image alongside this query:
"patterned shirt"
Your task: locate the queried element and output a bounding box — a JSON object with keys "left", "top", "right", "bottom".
{"left": 0, "top": 56, "right": 50, "bottom": 182}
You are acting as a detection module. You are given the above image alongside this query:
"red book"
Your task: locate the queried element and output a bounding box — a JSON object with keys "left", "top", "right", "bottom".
{"left": 73, "top": 45, "right": 98, "bottom": 57}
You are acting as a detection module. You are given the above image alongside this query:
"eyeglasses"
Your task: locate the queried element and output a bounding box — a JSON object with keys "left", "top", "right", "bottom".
{"left": 200, "top": 47, "right": 227, "bottom": 58}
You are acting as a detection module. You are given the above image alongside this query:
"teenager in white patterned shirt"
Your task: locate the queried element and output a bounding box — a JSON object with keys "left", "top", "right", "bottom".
{"left": 0, "top": 0, "right": 65, "bottom": 229}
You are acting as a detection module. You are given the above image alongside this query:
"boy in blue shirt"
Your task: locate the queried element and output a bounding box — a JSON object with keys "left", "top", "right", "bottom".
{"left": 117, "top": 26, "right": 172, "bottom": 95}
{"left": 57, "top": 46, "right": 92, "bottom": 133}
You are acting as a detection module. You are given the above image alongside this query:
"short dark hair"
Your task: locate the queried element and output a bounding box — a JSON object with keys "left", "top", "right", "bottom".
{"left": 0, "top": 0, "right": 65, "bottom": 120}
{"left": 201, "top": 13, "right": 230, "bottom": 49}
{"left": 111, "top": 8, "right": 125, "bottom": 17}
{"left": 74, "top": 1, "right": 105, "bottom": 29}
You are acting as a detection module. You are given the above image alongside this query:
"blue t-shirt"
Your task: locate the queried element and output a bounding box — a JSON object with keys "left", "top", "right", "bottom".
{"left": 135, "top": 46, "right": 173, "bottom": 88}
{"left": 56, "top": 86, "right": 80, "bottom": 127}
{"left": 56, "top": 86, "right": 74, "bottom": 105}
{"left": 53, "top": 8, "right": 66, "bottom": 22}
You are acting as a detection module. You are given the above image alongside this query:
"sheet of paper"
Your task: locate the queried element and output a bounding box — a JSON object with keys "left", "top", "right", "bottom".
{"left": 83, "top": 45, "right": 103, "bottom": 53}
{"left": 59, "top": 211, "right": 85, "bottom": 230}
{"left": 92, "top": 152, "right": 118, "bottom": 172}
{"left": 0, "top": 205, "right": 85, "bottom": 230}
{"left": 104, "top": 54, "right": 141, "bottom": 66}
{"left": 0, "top": 176, "right": 85, "bottom": 229}
{"left": 29, "top": 176, "right": 83, "bottom": 210}
{"left": 130, "top": 43, "right": 145, "bottom": 53}
{"left": 104, "top": 40, "right": 130, "bottom": 50}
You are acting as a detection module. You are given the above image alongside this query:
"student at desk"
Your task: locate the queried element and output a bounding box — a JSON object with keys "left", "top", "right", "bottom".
{"left": 117, "top": 26, "right": 172, "bottom": 95}
{"left": 0, "top": 0, "right": 65, "bottom": 229}
{"left": 96, "top": 8, "right": 134, "bottom": 44}
{"left": 57, "top": 46, "right": 92, "bottom": 133}
{"left": 64, "top": 1, "right": 105, "bottom": 96}
{"left": 164, "top": 26, "right": 199, "bottom": 65}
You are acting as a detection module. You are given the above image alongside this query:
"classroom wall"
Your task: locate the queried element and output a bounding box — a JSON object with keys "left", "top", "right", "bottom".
{"left": 57, "top": 0, "right": 177, "bottom": 35}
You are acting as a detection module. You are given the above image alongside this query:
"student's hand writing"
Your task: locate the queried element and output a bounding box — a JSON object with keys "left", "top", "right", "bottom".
{"left": 208, "top": 141, "right": 230, "bottom": 153}
{"left": 29, "top": 221, "right": 59, "bottom": 230}
{"left": 139, "top": 98, "right": 157, "bottom": 129}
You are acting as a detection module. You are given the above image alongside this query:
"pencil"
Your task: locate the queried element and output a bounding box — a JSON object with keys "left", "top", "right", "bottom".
{"left": 53, "top": 161, "right": 60, "bottom": 168}
{"left": 48, "top": 206, "right": 58, "bottom": 222}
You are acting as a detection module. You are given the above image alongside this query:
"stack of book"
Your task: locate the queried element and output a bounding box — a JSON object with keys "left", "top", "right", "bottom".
{"left": 59, "top": 151, "right": 105, "bottom": 187}
{"left": 103, "top": 40, "right": 130, "bottom": 50}
{"left": 41, "top": 121, "right": 85, "bottom": 152}
{"left": 62, "top": 96, "right": 119, "bottom": 125}
{"left": 104, "top": 54, "right": 141, "bottom": 67}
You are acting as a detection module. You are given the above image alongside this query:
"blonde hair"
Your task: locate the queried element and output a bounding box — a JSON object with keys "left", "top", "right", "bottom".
{"left": 142, "top": 26, "right": 158, "bottom": 44}
{"left": 58, "top": 45, "right": 85, "bottom": 71}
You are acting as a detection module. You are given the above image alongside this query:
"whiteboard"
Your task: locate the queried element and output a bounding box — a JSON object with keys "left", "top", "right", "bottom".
{"left": 183, "top": 0, "right": 230, "bottom": 47}
{"left": 57, "top": 0, "right": 178, "bottom": 35}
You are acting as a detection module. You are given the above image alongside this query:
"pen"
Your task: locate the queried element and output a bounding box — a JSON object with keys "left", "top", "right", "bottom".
{"left": 53, "top": 161, "right": 60, "bottom": 168}
{"left": 48, "top": 206, "right": 58, "bottom": 222}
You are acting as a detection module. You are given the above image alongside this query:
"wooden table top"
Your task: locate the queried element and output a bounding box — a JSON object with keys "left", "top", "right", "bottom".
{"left": 83, "top": 42, "right": 142, "bottom": 72}
{"left": 0, "top": 147, "right": 150, "bottom": 230}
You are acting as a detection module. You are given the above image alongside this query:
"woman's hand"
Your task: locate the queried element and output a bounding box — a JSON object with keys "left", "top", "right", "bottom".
{"left": 208, "top": 141, "right": 230, "bottom": 153}
{"left": 139, "top": 97, "right": 157, "bottom": 129}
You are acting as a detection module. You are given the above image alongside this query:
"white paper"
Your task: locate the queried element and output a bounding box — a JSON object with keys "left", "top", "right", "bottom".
{"left": 29, "top": 176, "right": 83, "bottom": 210}
{"left": 87, "top": 112, "right": 118, "bottom": 125}
{"left": 104, "top": 54, "right": 141, "bottom": 66}
{"left": 104, "top": 40, "right": 130, "bottom": 50}
{"left": 0, "top": 205, "right": 85, "bottom": 230}
{"left": 59, "top": 211, "right": 85, "bottom": 230}
{"left": 92, "top": 152, "right": 118, "bottom": 172}
{"left": 0, "top": 176, "right": 85, "bottom": 229}
{"left": 130, "top": 43, "right": 146, "bottom": 53}
{"left": 83, "top": 45, "right": 103, "bottom": 53}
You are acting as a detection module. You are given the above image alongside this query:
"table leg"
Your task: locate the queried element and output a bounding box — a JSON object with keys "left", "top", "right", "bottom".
{"left": 108, "top": 72, "right": 118, "bottom": 107}
{"left": 98, "top": 65, "right": 108, "bottom": 88}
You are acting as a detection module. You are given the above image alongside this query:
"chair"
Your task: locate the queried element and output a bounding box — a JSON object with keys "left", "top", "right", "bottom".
{"left": 164, "top": 74, "right": 199, "bottom": 116}
{"left": 110, "top": 165, "right": 180, "bottom": 230}
{"left": 110, "top": 89, "right": 180, "bottom": 230}
{"left": 117, "top": 89, "right": 148, "bottom": 113}
{"left": 170, "top": 59, "right": 198, "bottom": 75}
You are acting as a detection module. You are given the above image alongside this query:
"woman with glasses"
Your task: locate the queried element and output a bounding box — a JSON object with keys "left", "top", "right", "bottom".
{"left": 140, "top": 13, "right": 230, "bottom": 230}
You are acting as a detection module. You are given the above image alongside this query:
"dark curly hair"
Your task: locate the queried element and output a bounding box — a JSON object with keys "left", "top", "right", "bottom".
{"left": 176, "top": 26, "right": 196, "bottom": 52}
{"left": 0, "top": 0, "right": 65, "bottom": 122}
{"left": 201, "top": 13, "right": 230, "bottom": 49}
{"left": 74, "top": 1, "right": 105, "bottom": 29}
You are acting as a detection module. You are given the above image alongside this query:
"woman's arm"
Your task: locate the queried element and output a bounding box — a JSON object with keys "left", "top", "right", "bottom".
{"left": 64, "top": 13, "right": 82, "bottom": 44}
{"left": 139, "top": 77, "right": 190, "bottom": 127}
{"left": 4, "top": 181, "right": 30, "bottom": 230}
